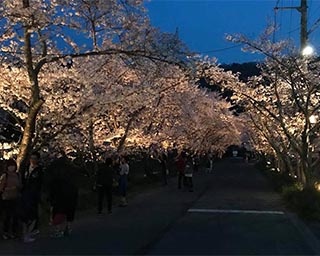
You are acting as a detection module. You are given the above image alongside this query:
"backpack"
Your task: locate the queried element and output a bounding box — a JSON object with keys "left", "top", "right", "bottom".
{"left": 1, "top": 172, "right": 21, "bottom": 200}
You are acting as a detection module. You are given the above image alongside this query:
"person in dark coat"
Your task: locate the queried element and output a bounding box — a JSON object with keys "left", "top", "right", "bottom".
{"left": 49, "top": 168, "right": 78, "bottom": 238}
{"left": 160, "top": 152, "right": 168, "bottom": 186}
{"left": 20, "top": 152, "right": 43, "bottom": 243}
{"left": 0, "top": 159, "right": 22, "bottom": 240}
{"left": 96, "top": 157, "right": 114, "bottom": 214}
{"left": 176, "top": 152, "right": 186, "bottom": 189}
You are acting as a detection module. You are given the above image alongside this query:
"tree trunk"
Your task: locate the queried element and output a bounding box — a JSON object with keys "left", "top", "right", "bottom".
{"left": 117, "top": 106, "right": 146, "bottom": 153}
{"left": 117, "top": 117, "right": 134, "bottom": 153}
{"left": 88, "top": 119, "right": 98, "bottom": 177}
{"left": 17, "top": 0, "right": 44, "bottom": 170}
{"left": 17, "top": 100, "right": 43, "bottom": 170}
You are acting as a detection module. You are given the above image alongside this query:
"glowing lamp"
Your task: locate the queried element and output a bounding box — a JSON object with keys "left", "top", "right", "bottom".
{"left": 302, "top": 45, "right": 315, "bottom": 57}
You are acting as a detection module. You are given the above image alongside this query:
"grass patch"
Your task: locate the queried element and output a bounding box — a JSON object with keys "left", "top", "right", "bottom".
{"left": 256, "top": 160, "right": 320, "bottom": 220}
{"left": 283, "top": 186, "right": 320, "bottom": 220}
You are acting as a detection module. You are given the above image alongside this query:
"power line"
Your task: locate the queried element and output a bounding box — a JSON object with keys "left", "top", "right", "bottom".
{"left": 197, "top": 44, "right": 242, "bottom": 54}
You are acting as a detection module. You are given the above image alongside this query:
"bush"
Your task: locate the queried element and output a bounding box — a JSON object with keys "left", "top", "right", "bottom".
{"left": 283, "top": 186, "right": 320, "bottom": 220}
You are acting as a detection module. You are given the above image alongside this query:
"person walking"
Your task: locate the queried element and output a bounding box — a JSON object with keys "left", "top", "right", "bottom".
{"left": 96, "top": 157, "right": 114, "bottom": 214}
{"left": 119, "top": 157, "right": 129, "bottom": 207}
{"left": 193, "top": 154, "right": 200, "bottom": 173}
{"left": 176, "top": 152, "right": 186, "bottom": 189}
{"left": 160, "top": 152, "right": 168, "bottom": 186}
{"left": 20, "top": 152, "right": 43, "bottom": 243}
{"left": 206, "top": 154, "right": 213, "bottom": 174}
{"left": 184, "top": 156, "right": 194, "bottom": 192}
{"left": 0, "top": 159, "right": 22, "bottom": 240}
{"left": 49, "top": 168, "right": 78, "bottom": 238}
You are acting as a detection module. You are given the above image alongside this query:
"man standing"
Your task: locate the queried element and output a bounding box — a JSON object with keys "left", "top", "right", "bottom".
{"left": 21, "top": 152, "right": 43, "bottom": 242}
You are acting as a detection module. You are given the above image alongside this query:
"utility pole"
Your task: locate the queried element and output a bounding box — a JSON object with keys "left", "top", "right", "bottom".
{"left": 300, "top": 0, "right": 308, "bottom": 50}
{"left": 274, "top": 0, "right": 308, "bottom": 51}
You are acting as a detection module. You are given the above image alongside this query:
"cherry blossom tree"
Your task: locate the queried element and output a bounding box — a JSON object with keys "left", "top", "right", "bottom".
{"left": 54, "top": 55, "right": 242, "bottom": 157}
{"left": 222, "top": 28, "right": 320, "bottom": 188}
{"left": 0, "top": 0, "right": 190, "bottom": 168}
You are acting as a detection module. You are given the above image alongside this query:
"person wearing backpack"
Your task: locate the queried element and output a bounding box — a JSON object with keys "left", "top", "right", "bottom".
{"left": 0, "top": 159, "right": 22, "bottom": 240}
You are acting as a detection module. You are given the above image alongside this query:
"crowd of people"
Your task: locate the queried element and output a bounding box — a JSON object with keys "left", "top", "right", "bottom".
{"left": 0, "top": 149, "right": 215, "bottom": 243}
{"left": 0, "top": 153, "right": 43, "bottom": 243}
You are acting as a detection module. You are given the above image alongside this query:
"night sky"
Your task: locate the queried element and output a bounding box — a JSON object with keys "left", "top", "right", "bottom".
{"left": 146, "top": 0, "right": 320, "bottom": 64}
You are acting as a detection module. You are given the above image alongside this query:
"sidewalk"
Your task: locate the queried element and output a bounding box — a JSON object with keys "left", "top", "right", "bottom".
{"left": 0, "top": 170, "right": 214, "bottom": 255}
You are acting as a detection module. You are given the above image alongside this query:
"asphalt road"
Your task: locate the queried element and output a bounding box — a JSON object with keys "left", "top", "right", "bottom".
{"left": 147, "top": 159, "right": 317, "bottom": 255}
{"left": 0, "top": 158, "right": 319, "bottom": 255}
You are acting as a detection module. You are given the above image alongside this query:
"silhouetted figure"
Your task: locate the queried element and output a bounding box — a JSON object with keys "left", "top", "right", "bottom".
{"left": 0, "top": 159, "right": 21, "bottom": 240}
{"left": 160, "top": 152, "right": 168, "bottom": 186}
{"left": 184, "top": 156, "right": 194, "bottom": 192}
{"left": 21, "top": 152, "right": 43, "bottom": 243}
{"left": 49, "top": 168, "right": 78, "bottom": 238}
{"left": 119, "top": 157, "right": 129, "bottom": 207}
{"left": 176, "top": 152, "right": 186, "bottom": 189}
{"left": 96, "top": 158, "right": 114, "bottom": 214}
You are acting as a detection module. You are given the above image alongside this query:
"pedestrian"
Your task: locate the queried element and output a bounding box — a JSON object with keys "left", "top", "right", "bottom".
{"left": 96, "top": 157, "right": 114, "bottom": 214}
{"left": 160, "top": 152, "right": 168, "bottom": 186}
{"left": 184, "top": 156, "right": 194, "bottom": 192}
{"left": 176, "top": 152, "right": 186, "bottom": 189}
{"left": 0, "top": 159, "right": 22, "bottom": 240}
{"left": 206, "top": 154, "right": 213, "bottom": 174}
{"left": 20, "top": 152, "right": 43, "bottom": 243}
{"left": 49, "top": 168, "right": 78, "bottom": 238}
{"left": 193, "top": 154, "right": 200, "bottom": 173}
{"left": 119, "top": 156, "right": 129, "bottom": 207}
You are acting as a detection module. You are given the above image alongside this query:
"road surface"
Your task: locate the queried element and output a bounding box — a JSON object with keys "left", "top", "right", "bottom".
{"left": 0, "top": 158, "right": 319, "bottom": 255}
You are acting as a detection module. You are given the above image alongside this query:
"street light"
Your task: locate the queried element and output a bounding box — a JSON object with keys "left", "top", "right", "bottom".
{"left": 302, "top": 45, "right": 315, "bottom": 57}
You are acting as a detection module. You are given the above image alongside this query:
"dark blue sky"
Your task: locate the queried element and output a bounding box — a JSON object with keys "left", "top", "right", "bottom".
{"left": 146, "top": 0, "right": 320, "bottom": 64}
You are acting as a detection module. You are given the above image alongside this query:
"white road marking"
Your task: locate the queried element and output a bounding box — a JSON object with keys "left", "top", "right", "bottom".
{"left": 188, "top": 209, "right": 285, "bottom": 215}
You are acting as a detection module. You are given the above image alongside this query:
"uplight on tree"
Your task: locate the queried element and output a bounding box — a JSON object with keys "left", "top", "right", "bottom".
{"left": 309, "top": 115, "right": 318, "bottom": 124}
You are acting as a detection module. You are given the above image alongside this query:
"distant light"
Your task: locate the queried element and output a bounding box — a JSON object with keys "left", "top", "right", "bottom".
{"left": 302, "top": 45, "right": 315, "bottom": 57}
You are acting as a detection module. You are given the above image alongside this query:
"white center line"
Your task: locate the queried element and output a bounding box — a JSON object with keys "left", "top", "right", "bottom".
{"left": 188, "top": 209, "right": 285, "bottom": 215}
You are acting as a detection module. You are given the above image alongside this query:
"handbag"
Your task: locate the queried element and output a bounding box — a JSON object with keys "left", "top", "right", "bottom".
{"left": 2, "top": 186, "right": 20, "bottom": 200}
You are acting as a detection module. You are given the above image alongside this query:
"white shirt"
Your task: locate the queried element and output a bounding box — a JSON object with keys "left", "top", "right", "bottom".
{"left": 120, "top": 163, "right": 129, "bottom": 176}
